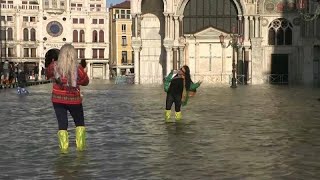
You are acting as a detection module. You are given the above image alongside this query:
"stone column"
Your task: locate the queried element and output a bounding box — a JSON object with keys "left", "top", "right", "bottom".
{"left": 116, "top": 67, "right": 121, "bottom": 76}
{"left": 179, "top": 16, "right": 184, "bottom": 37}
{"left": 103, "top": 63, "right": 106, "bottom": 79}
{"left": 131, "top": 14, "right": 136, "bottom": 37}
{"left": 173, "top": 47, "right": 178, "bottom": 70}
{"left": 249, "top": 16, "right": 254, "bottom": 39}
{"left": 105, "top": 62, "right": 109, "bottom": 80}
{"left": 169, "top": 13, "right": 174, "bottom": 39}
{"left": 174, "top": 15, "right": 179, "bottom": 41}
{"left": 250, "top": 38, "right": 263, "bottom": 84}
{"left": 195, "top": 42, "right": 199, "bottom": 73}
{"left": 163, "top": 13, "right": 169, "bottom": 38}
{"left": 238, "top": 16, "right": 243, "bottom": 35}
{"left": 244, "top": 16, "right": 249, "bottom": 41}
{"left": 179, "top": 46, "right": 184, "bottom": 67}
{"left": 132, "top": 37, "right": 141, "bottom": 84}
{"left": 254, "top": 16, "right": 260, "bottom": 37}
{"left": 244, "top": 47, "right": 250, "bottom": 84}
{"left": 165, "top": 46, "right": 172, "bottom": 74}
{"left": 16, "top": 14, "right": 21, "bottom": 58}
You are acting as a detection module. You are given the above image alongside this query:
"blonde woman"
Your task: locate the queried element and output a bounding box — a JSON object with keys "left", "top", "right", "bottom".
{"left": 46, "top": 44, "right": 89, "bottom": 153}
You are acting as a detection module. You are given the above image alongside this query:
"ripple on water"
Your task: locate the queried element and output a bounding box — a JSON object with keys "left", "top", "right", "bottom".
{"left": 0, "top": 83, "right": 320, "bottom": 179}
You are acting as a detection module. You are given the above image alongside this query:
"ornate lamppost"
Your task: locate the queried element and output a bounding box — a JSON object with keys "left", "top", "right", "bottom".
{"left": 219, "top": 32, "right": 243, "bottom": 88}
{"left": 297, "top": 0, "right": 320, "bottom": 21}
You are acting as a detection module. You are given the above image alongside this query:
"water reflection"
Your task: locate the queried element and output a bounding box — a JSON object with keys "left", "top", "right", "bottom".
{"left": 0, "top": 81, "right": 320, "bottom": 179}
{"left": 54, "top": 153, "right": 89, "bottom": 179}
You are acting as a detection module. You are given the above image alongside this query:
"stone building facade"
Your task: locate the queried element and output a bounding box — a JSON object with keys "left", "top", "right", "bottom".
{"left": 0, "top": 0, "right": 109, "bottom": 79}
{"left": 130, "top": 0, "right": 320, "bottom": 86}
{"left": 109, "top": 0, "right": 134, "bottom": 77}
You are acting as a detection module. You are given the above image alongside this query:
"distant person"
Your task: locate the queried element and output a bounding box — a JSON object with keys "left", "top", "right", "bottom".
{"left": 3, "top": 60, "right": 9, "bottom": 84}
{"left": 34, "top": 63, "right": 39, "bottom": 81}
{"left": 17, "top": 64, "right": 29, "bottom": 95}
{"left": 46, "top": 44, "right": 89, "bottom": 153}
{"left": 163, "top": 65, "right": 201, "bottom": 122}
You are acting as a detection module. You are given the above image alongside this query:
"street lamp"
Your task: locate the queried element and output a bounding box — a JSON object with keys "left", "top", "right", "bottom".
{"left": 297, "top": 0, "right": 320, "bottom": 21}
{"left": 219, "top": 32, "right": 243, "bottom": 88}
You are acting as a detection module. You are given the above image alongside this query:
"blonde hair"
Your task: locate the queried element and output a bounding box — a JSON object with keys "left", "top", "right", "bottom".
{"left": 56, "top": 44, "right": 78, "bottom": 86}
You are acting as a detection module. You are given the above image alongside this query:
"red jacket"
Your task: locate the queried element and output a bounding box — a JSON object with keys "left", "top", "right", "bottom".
{"left": 46, "top": 62, "right": 89, "bottom": 104}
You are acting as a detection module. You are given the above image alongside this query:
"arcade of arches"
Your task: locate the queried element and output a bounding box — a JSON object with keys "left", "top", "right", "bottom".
{"left": 131, "top": 0, "right": 320, "bottom": 86}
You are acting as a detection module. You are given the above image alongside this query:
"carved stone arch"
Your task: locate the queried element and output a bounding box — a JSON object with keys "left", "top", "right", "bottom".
{"left": 176, "top": 0, "right": 246, "bottom": 16}
{"left": 137, "top": 0, "right": 167, "bottom": 13}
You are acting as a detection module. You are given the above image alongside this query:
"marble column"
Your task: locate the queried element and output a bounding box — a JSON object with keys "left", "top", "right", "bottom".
{"left": 249, "top": 16, "right": 254, "bottom": 39}
{"left": 173, "top": 47, "right": 178, "bottom": 70}
{"left": 254, "top": 16, "right": 260, "bottom": 37}
{"left": 195, "top": 42, "right": 199, "bottom": 73}
{"left": 244, "top": 16, "right": 249, "bottom": 41}
{"left": 179, "top": 46, "right": 184, "bottom": 67}
{"left": 133, "top": 47, "right": 140, "bottom": 84}
{"left": 169, "top": 13, "right": 174, "bottom": 39}
{"left": 163, "top": 13, "right": 169, "bottom": 38}
{"left": 165, "top": 47, "right": 172, "bottom": 74}
{"left": 174, "top": 15, "right": 179, "bottom": 41}
{"left": 179, "top": 16, "right": 184, "bottom": 37}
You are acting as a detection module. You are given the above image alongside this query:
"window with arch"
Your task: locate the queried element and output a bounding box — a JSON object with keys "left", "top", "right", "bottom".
{"left": 23, "top": 28, "right": 29, "bottom": 41}
{"left": 30, "top": 28, "right": 36, "bottom": 41}
{"left": 183, "top": 0, "right": 239, "bottom": 34}
{"left": 99, "top": 30, "right": 104, "bottom": 42}
{"left": 268, "top": 18, "right": 293, "bottom": 45}
{"left": 7, "top": 28, "right": 13, "bottom": 40}
{"left": 92, "top": 30, "right": 98, "bottom": 42}
{"left": 73, "top": 30, "right": 78, "bottom": 42}
{"left": 79, "top": 30, "right": 85, "bottom": 42}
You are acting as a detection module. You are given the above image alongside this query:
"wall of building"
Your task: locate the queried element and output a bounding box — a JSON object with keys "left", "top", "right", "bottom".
{"left": 0, "top": 0, "right": 109, "bottom": 80}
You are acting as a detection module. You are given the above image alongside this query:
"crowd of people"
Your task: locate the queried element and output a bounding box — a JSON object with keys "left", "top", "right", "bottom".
{"left": 0, "top": 60, "right": 44, "bottom": 85}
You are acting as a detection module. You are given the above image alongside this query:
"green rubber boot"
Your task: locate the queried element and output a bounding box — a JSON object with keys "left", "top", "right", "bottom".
{"left": 175, "top": 111, "right": 182, "bottom": 121}
{"left": 57, "top": 130, "right": 69, "bottom": 153}
{"left": 76, "top": 126, "right": 86, "bottom": 151}
{"left": 165, "top": 110, "right": 171, "bottom": 122}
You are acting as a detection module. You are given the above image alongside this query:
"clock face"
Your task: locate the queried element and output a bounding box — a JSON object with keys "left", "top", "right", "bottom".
{"left": 46, "top": 21, "right": 63, "bottom": 37}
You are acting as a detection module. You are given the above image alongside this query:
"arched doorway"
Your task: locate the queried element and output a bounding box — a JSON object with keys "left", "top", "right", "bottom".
{"left": 140, "top": 0, "right": 165, "bottom": 84}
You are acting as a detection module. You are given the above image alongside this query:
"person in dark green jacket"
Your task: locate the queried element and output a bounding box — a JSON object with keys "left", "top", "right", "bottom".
{"left": 164, "top": 65, "right": 201, "bottom": 122}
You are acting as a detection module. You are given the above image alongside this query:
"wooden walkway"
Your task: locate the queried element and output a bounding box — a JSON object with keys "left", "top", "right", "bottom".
{"left": 0, "top": 80, "right": 52, "bottom": 89}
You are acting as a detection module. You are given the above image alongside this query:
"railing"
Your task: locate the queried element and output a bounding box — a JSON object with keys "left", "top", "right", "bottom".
{"left": 114, "top": 75, "right": 134, "bottom": 84}
{"left": 0, "top": 80, "right": 51, "bottom": 89}
{"left": 264, "top": 74, "right": 288, "bottom": 84}
{"left": 228, "top": 75, "right": 246, "bottom": 85}
{"left": 1, "top": 4, "right": 14, "bottom": 9}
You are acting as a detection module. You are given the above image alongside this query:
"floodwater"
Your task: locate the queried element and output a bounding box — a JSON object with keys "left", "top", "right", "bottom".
{"left": 0, "top": 81, "right": 320, "bottom": 179}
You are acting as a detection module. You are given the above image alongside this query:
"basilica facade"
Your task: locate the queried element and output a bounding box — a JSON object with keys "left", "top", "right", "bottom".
{"left": 0, "top": 0, "right": 109, "bottom": 79}
{"left": 130, "top": 0, "right": 320, "bottom": 86}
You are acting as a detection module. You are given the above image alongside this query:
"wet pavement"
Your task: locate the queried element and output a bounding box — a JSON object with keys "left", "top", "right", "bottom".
{"left": 0, "top": 80, "right": 320, "bottom": 179}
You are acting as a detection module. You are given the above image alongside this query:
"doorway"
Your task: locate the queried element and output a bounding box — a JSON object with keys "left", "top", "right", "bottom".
{"left": 271, "top": 54, "right": 288, "bottom": 84}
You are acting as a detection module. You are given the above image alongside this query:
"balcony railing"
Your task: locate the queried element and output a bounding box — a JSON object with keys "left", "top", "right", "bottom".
{"left": 265, "top": 74, "right": 288, "bottom": 84}
{"left": 1, "top": 4, "right": 14, "bottom": 9}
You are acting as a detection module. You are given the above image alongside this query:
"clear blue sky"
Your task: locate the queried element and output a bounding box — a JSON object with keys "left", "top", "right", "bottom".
{"left": 107, "top": 0, "right": 125, "bottom": 7}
